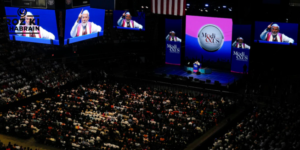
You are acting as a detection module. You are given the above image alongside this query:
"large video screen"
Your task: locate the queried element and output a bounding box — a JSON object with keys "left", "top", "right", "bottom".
{"left": 5, "top": 7, "right": 59, "bottom": 45}
{"left": 185, "top": 16, "right": 232, "bottom": 67}
{"left": 64, "top": 6, "right": 105, "bottom": 44}
{"left": 254, "top": 21, "right": 298, "bottom": 45}
{"left": 113, "top": 10, "right": 145, "bottom": 31}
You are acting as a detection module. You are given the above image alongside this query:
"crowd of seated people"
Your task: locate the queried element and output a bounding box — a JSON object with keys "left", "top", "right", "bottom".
{"left": 208, "top": 102, "right": 300, "bottom": 150}
{"left": 0, "top": 71, "right": 42, "bottom": 105}
{"left": 0, "top": 80, "right": 237, "bottom": 150}
{"left": 0, "top": 41, "right": 81, "bottom": 105}
{"left": 16, "top": 58, "right": 79, "bottom": 89}
{"left": 0, "top": 141, "right": 39, "bottom": 150}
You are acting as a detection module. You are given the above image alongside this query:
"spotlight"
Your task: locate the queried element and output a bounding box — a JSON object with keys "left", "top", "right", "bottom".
{"left": 200, "top": 9, "right": 203, "bottom": 12}
{"left": 141, "top": 6, "right": 144, "bottom": 9}
{"left": 187, "top": 3, "right": 190, "bottom": 7}
{"left": 228, "top": 8, "right": 232, "bottom": 11}
{"left": 205, "top": 9, "right": 208, "bottom": 12}
{"left": 223, "top": 5, "right": 226, "bottom": 8}
{"left": 185, "top": 9, "right": 187, "bottom": 11}
{"left": 145, "top": 6, "right": 148, "bottom": 9}
{"left": 218, "top": 6, "right": 220, "bottom": 9}
{"left": 205, "top": 4, "right": 209, "bottom": 7}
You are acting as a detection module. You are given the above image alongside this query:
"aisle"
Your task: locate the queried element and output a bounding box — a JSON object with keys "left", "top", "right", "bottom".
{"left": 185, "top": 106, "right": 246, "bottom": 150}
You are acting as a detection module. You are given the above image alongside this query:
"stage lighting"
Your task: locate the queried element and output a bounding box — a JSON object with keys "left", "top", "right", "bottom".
{"left": 205, "top": 9, "right": 208, "bottom": 12}
{"left": 218, "top": 6, "right": 220, "bottom": 8}
{"left": 223, "top": 5, "right": 226, "bottom": 8}
{"left": 200, "top": 9, "right": 203, "bottom": 12}
{"left": 141, "top": 6, "right": 144, "bottom": 8}
{"left": 187, "top": 3, "right": 190, "bottom": 7}
{"left": 205, "top": 4, "right": 209, "bottom": 7}
{"left": 145, "top": 6, "right": 148, "bottom": 9}
{"left": 185, "top": 9, "right": 187, "bottom": 11}
{"left": 228, "top": 8, "right": 232, "bottom": 11}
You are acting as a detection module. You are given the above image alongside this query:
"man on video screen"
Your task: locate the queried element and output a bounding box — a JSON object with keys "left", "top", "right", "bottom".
{"left": 260, "top": 23, "right": 294, "bottom": 43}
{"left": 70, "top": 9, "right": 102, "bottom": 38}
{"left": 117, "top": 12, "right": 143, "bottom": 29}
{"left": 16, "top": 11, "right": 55, "bottom": 40}
{"left": 166, "top": 31, "right": 182, "bottom": 42}
{"left": 232, "top": 37, "right": 250, "bottom": 49}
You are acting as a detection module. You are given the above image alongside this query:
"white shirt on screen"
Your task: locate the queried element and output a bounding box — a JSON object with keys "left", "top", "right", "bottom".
{"left": 260, "top": 29, "right": 294, "bottom": 43}
{"left": 232, "top": 41, "right": 250, "bottom": 49}
{"left": 70, "top": 21, "right": 101, "bottom": 38}
{"left": 16, "top": 20, "right": 55, "bottom": 40}
{"left": 166, "top": 35, "right": 182, "bottom": 42}
{"left": 117, "top": 17, "right": 143, "bottom": 29}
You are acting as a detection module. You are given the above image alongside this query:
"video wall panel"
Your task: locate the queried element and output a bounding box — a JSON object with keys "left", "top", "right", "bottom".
{"left": 185, "top": 16, "right": 233, "bottom": 66}
{"left": 5, "top": 7, "right": 59, "bottom": 45}
{"left": 64, "top": 6, "right": 105, "bottom": 44}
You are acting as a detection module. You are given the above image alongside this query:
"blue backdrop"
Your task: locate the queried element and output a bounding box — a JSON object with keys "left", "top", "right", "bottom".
{"left": 254, "top": 21, "right": 298, "bottom": 45}
{"left": 5, "top": 7, "right": 59, "bottom": 44}
{"left": 165, "top": 18, "right": 182, "bottom": 40}
{"left": 165, "top": 41, "right": 181, "bottom": 65}
{"left": 65, "top": 6, "right": 105, "bottom": 40}
{"left": 113, "top": 10, "right": 145, "bottom": 31}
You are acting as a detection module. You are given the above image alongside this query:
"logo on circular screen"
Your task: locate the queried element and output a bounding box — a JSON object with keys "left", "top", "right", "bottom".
{"left": 197, "top": 24, "right": 224, "bottom": 52}
{"left": 17, "top": 8, "right": 27, "bottom": 17}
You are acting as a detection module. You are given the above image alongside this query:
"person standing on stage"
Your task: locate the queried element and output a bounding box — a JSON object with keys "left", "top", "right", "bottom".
{"left": 193, "top": 61, "right": 201, "bottom": 73}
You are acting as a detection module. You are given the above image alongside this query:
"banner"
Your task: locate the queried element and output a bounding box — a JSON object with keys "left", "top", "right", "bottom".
{"left": 165, "top": 41, "right": 181, "bottom": 65}
{"left": 165, "top": 18, "right": 182, "bottom": 65}
{"left": 231, "top": 24, "right": 251, "bottom": 73}
{"left": 231, "top": 48, "right": 249, "bottom": 74}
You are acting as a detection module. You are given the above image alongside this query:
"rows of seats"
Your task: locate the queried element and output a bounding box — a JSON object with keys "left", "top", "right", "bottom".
{"left": 0, "top": 141, "right": 39, "bottom": 150}
{"left": 0, "top": 80, "right": 236, "bottom": 150}
{"left": 0, "top": 41, "right": 81, "bottom": 105}
{"left": 0, "top": 71, "right": 42, "bottom": 104}
{"left": 208, "top": 102, "right": 300, "bottom": 150}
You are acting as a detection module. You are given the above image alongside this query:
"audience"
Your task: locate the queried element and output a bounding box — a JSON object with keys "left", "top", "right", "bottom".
{"left": 0, "top": 80, "right": 236, "bottom": 149}
{"left": 0, "top": 141, "right": 39, "bottom": 150}
{"left": 208, "top": 103, "right": 300, "bottom": 150}
{"left": 0, "top": 41, "right": 81, "bottom": 105}
{"left": 0, "top": 71, "right": 42, "bottom": 104}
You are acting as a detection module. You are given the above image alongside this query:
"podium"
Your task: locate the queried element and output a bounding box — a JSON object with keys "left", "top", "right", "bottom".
{"left": 184, "top": 66, "right": 211, "bottom": 74}
{"left": 199, "top": 68, "right": 212, "bottom": 74}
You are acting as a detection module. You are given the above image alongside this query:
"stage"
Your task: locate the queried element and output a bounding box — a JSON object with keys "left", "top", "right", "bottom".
{"left": 154, "top": 65, "right": 243, "bottom": 86}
